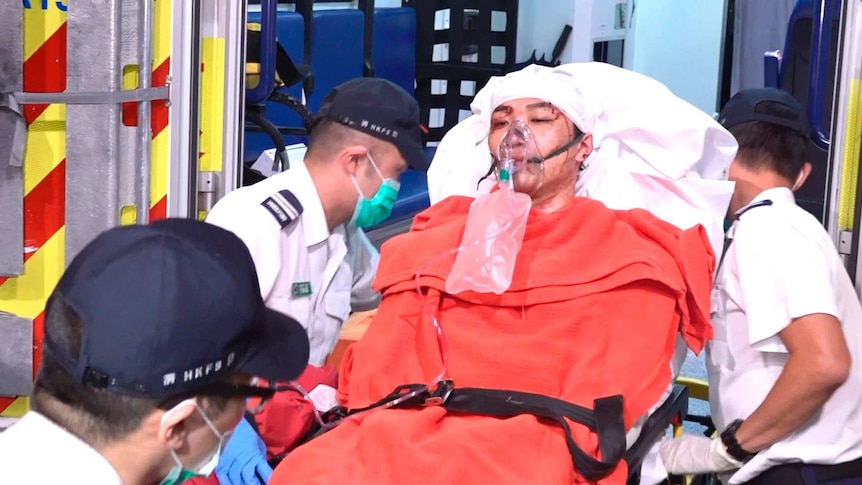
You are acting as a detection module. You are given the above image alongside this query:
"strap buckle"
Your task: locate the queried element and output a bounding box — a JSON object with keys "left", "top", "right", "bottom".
{"left": 321, "top": 405, "right": 349, "bottom": 424}
{"left": 423, "top": 379, "right": 454, "bottom": 406}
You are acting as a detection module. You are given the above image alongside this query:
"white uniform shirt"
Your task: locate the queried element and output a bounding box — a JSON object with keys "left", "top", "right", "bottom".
{"left": 206, "top": 162, "right": 380, "bottom": 366}
{"left": 708, "top": 187, "right": 862, "bottom": 484}
{"left": 0, "top": 411, "right": 124, "bottom": 483}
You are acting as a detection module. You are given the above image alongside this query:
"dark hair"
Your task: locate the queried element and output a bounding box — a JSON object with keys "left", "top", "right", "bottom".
{"left": 32, "top": 297, "right": 232, "bottom": 446}
{"left": 729, "top": 120, "right": 809, "bottom": 182}
{"left": 305, "top": 119, "right": 385, "bottom": 162}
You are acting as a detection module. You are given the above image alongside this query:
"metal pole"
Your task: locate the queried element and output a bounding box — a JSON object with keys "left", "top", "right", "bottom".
{"left": 187, "top": 0, "right": 202, "bottom": 218}
{"left": 221, "top": 0, "right": 247, "bottom": 194}
{"left": 138, "top": 0, "right": 154, "bottom": 224}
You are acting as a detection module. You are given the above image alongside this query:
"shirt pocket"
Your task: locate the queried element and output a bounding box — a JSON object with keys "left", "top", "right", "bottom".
{"left": 323, "top": 268, "right": 352, "bottom": 324}
{"left": 708, "top": 285, "right": 735, "bottom": 373}
{"left": 269, "top": 288, "right": 314, "bottom": 332}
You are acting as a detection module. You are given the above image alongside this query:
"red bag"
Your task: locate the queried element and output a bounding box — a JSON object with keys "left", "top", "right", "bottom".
{"left": 254, "top": 364, "right": 339, "bottom": 460}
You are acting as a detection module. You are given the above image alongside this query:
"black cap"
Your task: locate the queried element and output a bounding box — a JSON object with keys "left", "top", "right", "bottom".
{"left": 315, "top": 77, "right": 428, "bottom": 172}
{"left": 44, "top": 218, "right": 310, "bottom": 401}
{"left": 718, "top": 87, "right": 810, "bottom": 137}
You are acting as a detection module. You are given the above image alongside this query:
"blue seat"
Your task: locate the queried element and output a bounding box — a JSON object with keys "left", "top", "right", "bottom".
{"left": 368, "top": 6, "right": 427, "bottom": 231}
{"left": 244, "top": 11, "right": 306, "bottom": 162}
{"left": 243, "top": 6, "right": 432, "bottom": 235}
{"left": 766, "top": 0, "right": 841, "bottom": 223}
{"left": 307, "top": 9, "right": 365, "bottom": 112}
{"left": 372, "top": 8, "right": 416, "bottom": 95}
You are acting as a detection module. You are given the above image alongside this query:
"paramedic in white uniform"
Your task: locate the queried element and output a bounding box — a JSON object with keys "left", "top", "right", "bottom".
{"left": 0, "top": 219, "right": 310, "bottom": 484}
{"left": 206, "top": 78, "right": 428, "bottom": 367}
{"left": 660, "top": 88, "right": 862, "bottom": 484}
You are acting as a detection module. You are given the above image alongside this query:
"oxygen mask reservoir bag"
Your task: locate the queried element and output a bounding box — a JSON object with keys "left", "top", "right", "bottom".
{"left": 446, "top": 123, "right": 533, "bottom": 295}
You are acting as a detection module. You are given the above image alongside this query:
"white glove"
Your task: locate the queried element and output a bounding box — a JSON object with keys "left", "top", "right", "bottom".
{"left": 659, "top": 435, "right": 744, "bottom": 475}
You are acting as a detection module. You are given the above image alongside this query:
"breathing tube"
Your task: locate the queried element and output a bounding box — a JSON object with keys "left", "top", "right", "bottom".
{"left": 287, "top": 121, "right": 540, "bottom": 429}
{"left": 363, "top": 122, "right": 536, "bottom": 410}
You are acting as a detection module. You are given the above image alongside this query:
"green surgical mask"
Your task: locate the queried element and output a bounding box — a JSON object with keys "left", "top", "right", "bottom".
{"left": 349, "top": 152, "right": 400, "bottom": 229}
{"left": 159, "top": 399, "right": 229, "bottom": 485}
{"left": 159, "top": 468, "right": 198, "bottom": 485}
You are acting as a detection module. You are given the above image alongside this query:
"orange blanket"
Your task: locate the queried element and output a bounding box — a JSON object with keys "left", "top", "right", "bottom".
{"left": 271, "top": 195, "right": 714, "bottom": 485}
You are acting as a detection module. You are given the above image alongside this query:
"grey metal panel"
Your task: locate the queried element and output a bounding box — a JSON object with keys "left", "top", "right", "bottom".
{"left": 0, "top": 7, "right": 24, "bottom": 276}
{"left": 169, "top": 0, "right": 200, "bottom": 218}
{"left": 14, "top": 87, "right": 168, "bottom": 104}
{"left": 119, "top": 0, "right": 143, "bottom": 225}
{"left": 0, "top": 314, "right": 33, "bottom": 396}
{"left": 221, "top": 0, "right": 247, "bottom": 194}
{"left": 136, "top": 0, "right": 154, "bottom": 224}
{"left": 64, "top": 0, "right": 124, "bottom": 264}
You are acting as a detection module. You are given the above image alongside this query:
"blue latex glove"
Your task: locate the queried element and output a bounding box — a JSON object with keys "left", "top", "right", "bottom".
{"left": 215, "top": 417, "right": 273, "bottom": 485}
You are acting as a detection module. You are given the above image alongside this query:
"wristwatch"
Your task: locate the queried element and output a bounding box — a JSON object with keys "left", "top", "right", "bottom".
{"left": 720, "top": 419, "right": 757, "bottom": 463}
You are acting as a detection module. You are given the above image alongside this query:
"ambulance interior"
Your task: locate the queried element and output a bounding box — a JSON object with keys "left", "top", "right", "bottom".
{"left": 2, "top": 0, "right": 862, "bottom": 484}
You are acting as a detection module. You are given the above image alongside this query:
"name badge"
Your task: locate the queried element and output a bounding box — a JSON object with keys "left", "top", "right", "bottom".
{"left": 292, "top": 282, "right": 312, "bottom": 298}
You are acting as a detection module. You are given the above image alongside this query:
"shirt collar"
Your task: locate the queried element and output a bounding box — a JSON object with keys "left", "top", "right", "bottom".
{"left": 21, "top": 412, "right": 124, "bottom": 483}
{"left": 275, "top": 162, "right": 331, "bottom": 247}
{"left": 734, "top": 186, "right": 794, "bottom": 217}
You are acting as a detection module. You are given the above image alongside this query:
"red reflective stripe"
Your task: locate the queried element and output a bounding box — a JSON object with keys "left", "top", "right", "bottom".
{"left": 0, "top": 160, "right": 66, "bottom": 288}
{"left": 32, "top": 312, "right": 45, "bottom": 379}
{"left": 151, "top": 58, "right": 170, "bottom": 135}
{"left": 22, "top": 22, "right": 67, "bottom": 124}
{"left": 150, "top": 196, "right": 167, "bottom": 221}
{"left": 23, "top": 160, "right": 66, "bottom": 257}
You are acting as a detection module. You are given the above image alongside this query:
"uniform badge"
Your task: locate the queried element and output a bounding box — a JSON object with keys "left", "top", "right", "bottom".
{"left": 292, "top": 282, "right": 312, "bottom": 297}
{"left": 261, "top": 189, "right": 303, "bottom": 228}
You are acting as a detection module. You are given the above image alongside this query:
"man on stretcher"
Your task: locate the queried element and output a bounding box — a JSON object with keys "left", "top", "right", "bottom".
{"left": 267, "top": 68, "right": 716, "bottom": 484}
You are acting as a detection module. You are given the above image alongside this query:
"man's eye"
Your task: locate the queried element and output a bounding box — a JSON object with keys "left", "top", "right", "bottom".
{"left": 491, "top": 119, "right": 509, "bottom": 129}
{"left": 531, "top": 118, "right": 553, "bottom": 123}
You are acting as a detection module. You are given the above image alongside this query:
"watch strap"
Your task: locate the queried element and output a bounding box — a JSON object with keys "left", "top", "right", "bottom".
{"left": 720, "top": 419, "right": 757, "bottom": 463}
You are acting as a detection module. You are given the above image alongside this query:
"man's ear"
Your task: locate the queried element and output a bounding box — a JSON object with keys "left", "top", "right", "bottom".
{"left": 576, "top": 133, "right": 594, "bottom": 163}
{"left": 793, "top": 162, "right": 813, "bottom": 191}
{"left": 339, "top": 145, "right": 368, "bottom": 177}
{"left": 157, "top": 401, "right": 197, "bottom": 450}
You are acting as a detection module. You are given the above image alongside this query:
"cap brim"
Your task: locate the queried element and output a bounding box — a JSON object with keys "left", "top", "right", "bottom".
{"left": 238, "top": 309, "right": 310, "bottom": 382}
{"left": 398, "top": 143, "right": 429, "bottom": 172}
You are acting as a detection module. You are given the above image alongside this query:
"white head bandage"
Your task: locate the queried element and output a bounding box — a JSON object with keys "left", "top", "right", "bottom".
{"left": 485, "top": 65, "right": 595, "bottom": 136}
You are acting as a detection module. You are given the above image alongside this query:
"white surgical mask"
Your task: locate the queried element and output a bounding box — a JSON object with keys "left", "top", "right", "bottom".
{"left": 159, "top": 399, "right": 231, "bottom": 485}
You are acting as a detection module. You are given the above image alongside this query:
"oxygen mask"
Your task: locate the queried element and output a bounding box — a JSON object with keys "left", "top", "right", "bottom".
{"left": 494, "top": 120, "right": 544, "bottom": 193}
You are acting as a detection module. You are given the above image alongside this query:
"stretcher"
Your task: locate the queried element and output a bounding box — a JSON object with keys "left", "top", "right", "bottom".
{"left": 326, "top": 310, "right": 704, "bottom": 485}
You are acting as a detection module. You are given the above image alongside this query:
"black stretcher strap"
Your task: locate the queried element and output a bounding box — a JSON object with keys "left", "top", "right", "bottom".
{"left": 323, "top": 381, "right": 626, "bottom": 482}
{"left": 443, "top": 388, "right": 625, "bottom": 481}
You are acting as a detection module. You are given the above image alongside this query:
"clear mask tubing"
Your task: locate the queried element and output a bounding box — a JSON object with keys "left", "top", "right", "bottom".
{"left": 289, "top": 136, "right": 537, "bottom": 428}
{"left": 315, "top": 172, "right": 526, "bottom": 428}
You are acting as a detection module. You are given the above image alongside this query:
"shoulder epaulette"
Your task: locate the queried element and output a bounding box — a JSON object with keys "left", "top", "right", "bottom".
{"left": 261, "top": 189, "right": 304, "bottom": 228}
